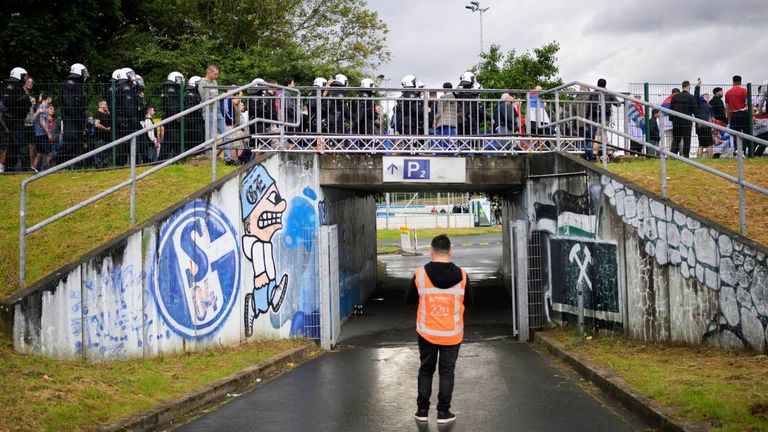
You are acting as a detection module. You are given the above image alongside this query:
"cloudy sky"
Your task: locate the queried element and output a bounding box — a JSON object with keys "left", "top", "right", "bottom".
{"left": 366, "top": 0, "right": 768, "bottom": 91}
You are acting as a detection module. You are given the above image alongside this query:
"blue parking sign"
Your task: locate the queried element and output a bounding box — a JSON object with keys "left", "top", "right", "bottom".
{"left": 403, "top": 159, "right": 430, "bottom": 180}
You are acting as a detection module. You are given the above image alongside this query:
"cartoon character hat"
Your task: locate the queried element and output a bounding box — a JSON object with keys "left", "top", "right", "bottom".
{"left": 240, "top": 165, "right": 276, "bottom": 220}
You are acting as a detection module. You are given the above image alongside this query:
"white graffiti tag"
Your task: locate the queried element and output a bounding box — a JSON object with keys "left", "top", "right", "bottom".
{"left": 568, "top": 243, "right": 592, "bottom": 291}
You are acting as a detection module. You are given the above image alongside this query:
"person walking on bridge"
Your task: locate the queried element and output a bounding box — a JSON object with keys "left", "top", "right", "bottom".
{"left": 406, "top": 234, "right": 473, "bottom": 424}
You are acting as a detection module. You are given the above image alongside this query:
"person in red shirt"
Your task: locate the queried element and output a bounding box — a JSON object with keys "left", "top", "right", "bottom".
{"left": 725, "top": 75, "right": 751, "bottom": 156}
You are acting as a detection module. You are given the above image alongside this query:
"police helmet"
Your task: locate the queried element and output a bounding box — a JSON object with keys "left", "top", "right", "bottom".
{"left": 416, "top": 81, "right": 425, "bottom": 89}
{"left": 167, "top": 71, "right": 184, "bottom": 85}
{"left": 401, "top": 74, "right": 417, "bottom": 88}
{"left": 313, "top": 77, "right": 328, "bottom": 87}
{"left": 69, "top": 63, "right": 89, "bottom": 81}
{"left": 360, "top": 78, "right": 375, "bottom": 88}
{"left": 459, "top": 71, "right": 476, "bottom": 87}
{"left": 134, "top": 74, "right": 145, "bottom": 89}
{"left": 188, "top": 76, "right": 202, "bottom": 89}
{"left": 331, "top": 74, "right": 349, "bottom": 87}
{"left": 10, "top": 67, "right": 28, "bottom": 82}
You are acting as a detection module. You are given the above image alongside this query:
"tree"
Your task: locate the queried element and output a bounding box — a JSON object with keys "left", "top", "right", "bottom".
{"left": 0, "top": 0, "right": 389, "bottom": 84}
{"left": 471, "top": 42, "right": 563, "bottom": 91}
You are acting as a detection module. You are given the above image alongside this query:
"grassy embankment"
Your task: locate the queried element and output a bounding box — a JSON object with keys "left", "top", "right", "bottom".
{"left": 545, "top": 329, "right": 768, "bottom": 432}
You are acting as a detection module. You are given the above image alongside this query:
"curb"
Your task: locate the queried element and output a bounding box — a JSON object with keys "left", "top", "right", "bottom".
{"left": 535, "top": 333, "right": 710, "bottom": 432}
{"left": 97, "top": 342, "right": 318, "bottom": 432}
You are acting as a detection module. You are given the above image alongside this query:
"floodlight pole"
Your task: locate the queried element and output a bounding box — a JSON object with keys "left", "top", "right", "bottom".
{"left": 465, "top": 2, "right": 490, "bottom": 54}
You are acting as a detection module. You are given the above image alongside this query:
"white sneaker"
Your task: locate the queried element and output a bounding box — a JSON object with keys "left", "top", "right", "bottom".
{"left": 0, "top": 163, "right": 4, "bottom": 173}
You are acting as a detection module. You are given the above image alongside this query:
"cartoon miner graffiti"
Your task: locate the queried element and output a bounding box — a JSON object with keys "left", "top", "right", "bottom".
{"left": 240, "top": 165, "right": 289, "bottom": 337}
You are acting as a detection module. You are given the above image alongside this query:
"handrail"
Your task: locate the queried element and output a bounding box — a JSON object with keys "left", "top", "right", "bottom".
{"left": 19, "top": 82, "right": 300, "bottom": 288}
{"left": 543, "top": 81, "right": 768, "bottom": 237}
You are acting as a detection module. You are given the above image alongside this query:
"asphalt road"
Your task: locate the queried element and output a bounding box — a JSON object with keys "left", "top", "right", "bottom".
{"left": 176, "top": 234, "right": 651, "bottom": 431}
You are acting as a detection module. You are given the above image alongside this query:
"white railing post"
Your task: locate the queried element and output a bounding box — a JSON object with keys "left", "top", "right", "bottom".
{"left": 737, "top": 138, "right": 746, "bottom": 235}
{"left": 599, "top": 92, "right": 608, "bottom": 169}
{"left": 659, "top": 119, "right": 668, "bottom": 198}
{"left": 130, "top": 137, "right": 137, "bottom": 224}
{"left": 19, "top": 184, "right": 27, "bottom": 288}
{"left": 555, "top": 91, "right": 562, "bottom": 151}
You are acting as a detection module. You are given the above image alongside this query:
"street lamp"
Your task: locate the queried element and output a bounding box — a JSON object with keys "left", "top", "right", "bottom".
{"left": 465, "top": 1, "right": 490, "bottom": 54}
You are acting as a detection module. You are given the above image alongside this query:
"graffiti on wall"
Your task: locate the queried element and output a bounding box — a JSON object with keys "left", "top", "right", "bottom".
{"left": 549, "top": 238, "right": 621, "bottom": 323}
{"left": 282, "top": 187, "right": 321, "bottom": 337}
{"left": 533, "top": 185, "right": 602, "bottom": 238}
{"left": 154, "top": 200, "right": 241, "bottom": 339}
{"left": 601, "top": 175, "right": 768, "bottom": 352}
{"left": 240, "top": 165, "right": 289, "bottom": 337}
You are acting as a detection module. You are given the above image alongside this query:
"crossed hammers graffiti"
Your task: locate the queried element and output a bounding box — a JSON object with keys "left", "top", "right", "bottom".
{"left": 568, "top": 243, "right": 592, "bottom": 291}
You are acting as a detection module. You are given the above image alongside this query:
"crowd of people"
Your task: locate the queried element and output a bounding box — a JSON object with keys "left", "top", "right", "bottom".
{"left": 650, "top": 75, "right": 768, "bottom": 159}
{"left": 2, "top": 62, "right": 767, "bottom": 173}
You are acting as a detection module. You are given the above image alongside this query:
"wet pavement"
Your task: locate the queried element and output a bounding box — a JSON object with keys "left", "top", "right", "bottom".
{"left": 176, "top": 235, "right": 651, "bottom": 431}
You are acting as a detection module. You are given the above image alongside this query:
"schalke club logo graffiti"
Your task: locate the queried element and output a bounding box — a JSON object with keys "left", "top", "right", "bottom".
{"left": 154, "top": 200, "right": 241, "bottom": 339}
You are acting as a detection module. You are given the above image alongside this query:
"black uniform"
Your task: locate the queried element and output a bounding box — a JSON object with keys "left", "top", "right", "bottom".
{"left": 693, "top": 86, "right": 713, "bottom": 149}
{"left": 709, "top": 96, "right": 727, "bottom": 124}
{"left": 670, "top": 90, "right": 697, "bottom": 157}
{"left": 59, "top": 73, "right": 88, "bottom": 165}
{"left": 353, "top": 90, "right": 379, "bottom": 135}
{"left": 394, "top": 90, "right": 424, "bottom": 135}
{"left": 1, "top": 77, "right": 30, "bottom": 171}
{"left": 325, "top": 86, "right": 351, "bottom": 136}
{"left": 456, "top": 85, "right": 480, "bottom": 136}
{"left": 184, "top": 85, "right": 203, "bottom": 149}
{"left": 114, "top": 79, "right": 141, "bottom": 165}
{"left": 161, "top": 80, "right": 182, "bottom": 159}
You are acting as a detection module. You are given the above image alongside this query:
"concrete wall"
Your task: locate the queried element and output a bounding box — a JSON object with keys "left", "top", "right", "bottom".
{"left": 506, "top": 153, "right": 768, "bottom": 352}
{"left": 6, "top": 153, "right": 376, "bottom": 361}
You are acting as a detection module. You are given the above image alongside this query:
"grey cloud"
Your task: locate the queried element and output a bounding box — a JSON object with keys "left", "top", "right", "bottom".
{"left": 586, "top": 0, "right": 768, "bottom": 34}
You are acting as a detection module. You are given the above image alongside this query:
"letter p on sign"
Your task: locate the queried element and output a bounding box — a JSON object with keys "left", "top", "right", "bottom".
{"left": 404, "top": 159, "right": 430, "bottom": 180}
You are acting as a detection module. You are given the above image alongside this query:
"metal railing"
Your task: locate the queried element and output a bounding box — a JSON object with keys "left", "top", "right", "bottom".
{"left": 539, "top": 81, "right": 768, "bottom": 236}
{"left": 18, "top": 81, "right": 300, "bottom": 288}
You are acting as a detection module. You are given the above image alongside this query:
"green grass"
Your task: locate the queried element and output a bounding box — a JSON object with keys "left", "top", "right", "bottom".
{"left": 0, "top": 159, "right": 238, "bottom": 299}
{"left": 376, "top": 226, "right": 502, "bottom": 241}
{"left": 377, "top": 245, "right": 402, "bottom": 254}
{"left": 546, "top": 329, "right": 768, "bottom": 432}
{"left": 608, "top": 158, "right": 768, "bottom": 246}
{"left": 0, "top": 336, "right": 311, "bottom": 431}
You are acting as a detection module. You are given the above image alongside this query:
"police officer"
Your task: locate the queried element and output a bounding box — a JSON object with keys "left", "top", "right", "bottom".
{"left": 302, "top": 77, "right": 327, "bottom": 134}
{"left": 326, "top": 74, "right": 351, "bottom": 148}
{"left": 354, "top": 78, "right": 379, "bottom": 135}
{"left": 394, "top": 74, "right": 424, "bottom": 136}
{"left": 161, "top": 71, "right": 184, "bottom": 159}
{"left": 457, "top": 71, "right": 481, "bottom": 136}
{"left": 59, "top": 63, "right": 89, "bottom": 166}
{"left": 1, "top": 68, "right": 31, "bottom": 172}
{"left": 113, "top": 68, "right": 140, "bottom": 165}
{"left": 247, "top": 78, "right": 271, "bottom": 140}
{"left": 184, "top": 76, "right": 204, "bottom": 149}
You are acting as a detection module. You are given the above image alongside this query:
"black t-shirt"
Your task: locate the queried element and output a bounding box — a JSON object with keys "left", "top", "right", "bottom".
{"left": 94, "top": 111, "right": 111, "bottom": 142}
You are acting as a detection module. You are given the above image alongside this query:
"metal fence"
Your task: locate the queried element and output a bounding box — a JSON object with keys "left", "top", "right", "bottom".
{"left": 18, "top": 81, "right": 301, "bottom": 288}
{"left": 541, "top": 81, "right": 768, "bottom": 237}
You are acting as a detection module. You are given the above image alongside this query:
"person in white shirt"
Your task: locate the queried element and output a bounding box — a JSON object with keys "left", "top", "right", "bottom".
{"left": 139, "top": 106, "right": 159, "bottom": 162}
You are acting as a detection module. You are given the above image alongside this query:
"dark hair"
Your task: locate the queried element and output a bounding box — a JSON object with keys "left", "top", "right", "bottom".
{"left": 652, "top": 108, "right": 660, "bottom": 115}
{"left": 597, "top": 78, "right": 607, "bottom": 88}
{"left": 672, "top": 88, "right": 681, "bottom": 94}
{"left": 682, "top": 80, "right": 690, "bottom": 88}
{"left": 145, "top": 105, "right": 154, "bottom": 114}
{"left": 733, "top": 75, "right": 742, "bottom": 84}
{"left": 443, "top": 82, "right": 453, "bottom": 89}
{"left": 40, "top": 92, "right": 51, "bottom": 100}
{"left": 431, "top": 234, "right": 451, "bottom": 253}
{"left": 713, "top": 87, "right": 723, "bottom": 94}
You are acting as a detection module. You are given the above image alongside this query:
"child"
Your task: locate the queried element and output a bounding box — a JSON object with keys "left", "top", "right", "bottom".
{"left": 32, "top": 94, "right": 54, "bottom": 172}
{"left": 139, "top": 106, "right": 159, "bottom": 163}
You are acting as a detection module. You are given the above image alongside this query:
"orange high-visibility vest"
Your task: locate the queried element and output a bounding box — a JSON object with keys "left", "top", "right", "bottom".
{"left": 415, "top": 266, "right": 467, "bottom": 345}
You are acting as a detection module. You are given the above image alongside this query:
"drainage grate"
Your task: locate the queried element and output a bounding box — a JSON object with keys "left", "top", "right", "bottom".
{"left": 527, "top": 231, "right": 546, "bottom": 330}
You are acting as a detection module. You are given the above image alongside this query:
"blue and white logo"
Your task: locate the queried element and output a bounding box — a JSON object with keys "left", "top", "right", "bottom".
{"left": 154, "top": 200, "right": 241, "bottom": 339}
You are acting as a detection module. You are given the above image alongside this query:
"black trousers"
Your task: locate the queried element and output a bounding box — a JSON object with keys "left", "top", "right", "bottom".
{"left": 670, "top": 124, "right": 691, "bottom": 158}
{"left": 60, "top": 120, "right": 87, "bottom": 167}
{"left": 5, "top": 120, "right": 30, "bottom": 171}
{"left": 417, "top": 334, "right": 460, "bottom": 412}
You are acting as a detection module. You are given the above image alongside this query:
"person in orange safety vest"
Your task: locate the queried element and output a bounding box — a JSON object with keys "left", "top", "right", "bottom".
{"left": 405, "top": 234, "right": 473, "bottom": 425}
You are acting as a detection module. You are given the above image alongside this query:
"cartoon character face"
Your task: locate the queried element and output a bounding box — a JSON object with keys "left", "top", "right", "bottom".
{"left": 245, "top": 184, "right": 286, "bottom": 241}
